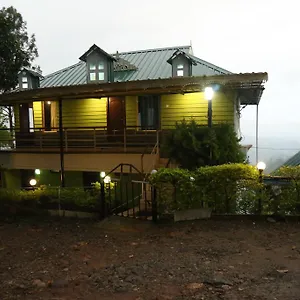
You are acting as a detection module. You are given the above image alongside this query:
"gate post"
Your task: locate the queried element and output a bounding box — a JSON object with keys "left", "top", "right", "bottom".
{"left": 152, "top": 186, "right": 158, "bottom": 223}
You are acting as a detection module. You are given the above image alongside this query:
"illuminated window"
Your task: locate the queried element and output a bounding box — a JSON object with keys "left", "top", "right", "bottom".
{"left": 177, "top": 64, "right": 184, "bottom": 77}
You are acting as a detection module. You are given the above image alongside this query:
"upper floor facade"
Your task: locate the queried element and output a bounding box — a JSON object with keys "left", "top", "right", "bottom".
{"left": 0, "top": 44, "right": 268, "bottom": 173}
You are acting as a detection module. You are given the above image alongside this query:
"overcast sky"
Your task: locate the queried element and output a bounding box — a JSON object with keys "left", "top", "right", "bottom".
{"left": 3, "top": 0, "right": 300, "bottom": 161}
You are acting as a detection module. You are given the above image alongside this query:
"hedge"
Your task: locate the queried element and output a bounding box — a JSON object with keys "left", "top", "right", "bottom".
{"left": 150, "top": 164, "right": 263, "bottom": 215}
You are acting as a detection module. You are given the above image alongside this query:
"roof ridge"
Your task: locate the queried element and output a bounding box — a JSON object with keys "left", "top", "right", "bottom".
{"left": 42, "top": 61, "right": 84, "bottom": 80}
{"left": 116, "top": 45, "right": 191, "bottom": 55}
{"left": 190, "top": 54, "right": 232, "bottom": 74}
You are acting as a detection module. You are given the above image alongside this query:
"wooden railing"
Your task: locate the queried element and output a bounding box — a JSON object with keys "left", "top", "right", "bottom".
{"left": 0, "top": 126, "right": 162, "bottom": 153}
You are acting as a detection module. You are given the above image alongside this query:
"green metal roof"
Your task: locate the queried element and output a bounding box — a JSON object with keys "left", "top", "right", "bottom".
{"left": 280, "top": 152, "right": 300, "bottom": 168}
{"left": 40, "top": 45, "right": 232, "bottom": 88}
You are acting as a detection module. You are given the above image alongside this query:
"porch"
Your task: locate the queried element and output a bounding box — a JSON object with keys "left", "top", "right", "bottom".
{"left": 0, "top": 126, "right": 162, "bottom": 154}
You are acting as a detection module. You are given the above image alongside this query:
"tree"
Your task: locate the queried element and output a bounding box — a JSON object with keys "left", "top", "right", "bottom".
{"left": 0, "top": 6, "right": 38, "bottom": 93}
{"left": 162, "top": 119, "right": 245, "bottom": 170}
{"left": 0, "top": 6, "right": 38, "bottom": 144}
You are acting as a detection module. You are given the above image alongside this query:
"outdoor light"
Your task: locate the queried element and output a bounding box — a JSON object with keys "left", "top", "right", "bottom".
{"left": 35, "top": 169, "right": 41, "bottom": 175}
{"left": 47, "top": 101, "right": 51, "bottom": 105}
{"left": 29, "top": 179, "right": 37, "bottom": 186}
{"left": 204, "top": 87, "right": 214, "bottom": 101}
{"left": 100, "top": 171, "right": 106, "bottom": 178}
{"left": 257, "top": 161, "right": 266, "bottom": 172}
{"left": 190, "top": 176, "right": 195, "bottom": 181}
{"left": 104, "top": 176, "right": 111, "bottom": 184}
{"left": 151, "top": 169, "right": 157, "bottom": 175}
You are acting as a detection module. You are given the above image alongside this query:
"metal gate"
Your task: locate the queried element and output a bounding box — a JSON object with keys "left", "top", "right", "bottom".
{"left": 99, "top": 164, "right": 157, "bottom": 221}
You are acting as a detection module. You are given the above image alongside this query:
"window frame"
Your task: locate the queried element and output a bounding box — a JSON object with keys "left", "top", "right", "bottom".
{"left": 137, "top": 95, "right": 160, "bottom": 130}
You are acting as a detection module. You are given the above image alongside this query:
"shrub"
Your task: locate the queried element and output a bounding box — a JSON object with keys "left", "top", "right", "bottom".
{"left": 150, "top": 164, "right": 261, "bottom": 214}
{"left": 162, "top": 120, "right": 245, "bottom": 169}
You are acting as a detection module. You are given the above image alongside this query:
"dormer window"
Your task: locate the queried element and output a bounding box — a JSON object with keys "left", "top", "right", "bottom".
{"left": 80, "top": 44, "right": 116, "bottom": 84}
{"left": 167, "top": 49, "right": 197, "bottom": 78}
{"left": 22, "top": 76, "right": 28, "bottom": 89}
{"left": 177, "top": 64, "right": 184, "bottom": 77}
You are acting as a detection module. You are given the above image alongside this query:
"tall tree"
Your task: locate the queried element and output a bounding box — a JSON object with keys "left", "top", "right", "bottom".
{"left": 0, "top": 6, "right": 38, "bottom": 93}
{"left": 0, "top": 6, "right": 38, "bottom": 141}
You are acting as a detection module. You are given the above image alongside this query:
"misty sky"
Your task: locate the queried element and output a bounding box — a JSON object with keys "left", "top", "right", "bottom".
{"left": 2, "top": 0, "right": 300, "bottom": 163}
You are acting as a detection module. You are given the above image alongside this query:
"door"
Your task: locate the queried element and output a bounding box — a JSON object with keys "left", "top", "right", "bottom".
{"left": 19, "top": 103, "right": 30, "bottom": 133}
{"left": 18, "top": 103, "right": 34, "bottom": 148}
{"left": 107, "top": 97, "right": 126, "bottom": 140}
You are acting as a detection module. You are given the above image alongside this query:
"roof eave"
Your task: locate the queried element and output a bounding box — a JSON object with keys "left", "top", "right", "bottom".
{"left": 0, "top": 73, "right": 268, "bottom": 105}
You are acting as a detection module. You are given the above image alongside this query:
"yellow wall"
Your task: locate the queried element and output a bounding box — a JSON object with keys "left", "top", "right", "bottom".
{"left": 33, "top": 101, "right": 43, "bottom": 128}
{"left": 160, "top": 92, "right": 234, "bottom": 128}
{"left": 125, "top": 96, "right": 137, "bottom": 127}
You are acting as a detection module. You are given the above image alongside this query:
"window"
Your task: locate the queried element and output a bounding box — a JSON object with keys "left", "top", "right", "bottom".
{"left": 90, "top": 72, "right": 96, "bottom": 81}
{"left": 98, "top": 62, "right": 104, "bottom": 70}
{"left": 29, "top": 107, "right": 34, "bottom": 132}
{"left": 98, "top": 72, "right": 104, "bottom": 80}
{"left": 22, "top": 76, "right": 28, "bottom": 89}
{"left": 88, "top": 61, "right": 105, "bottom": 82}
{"left": 138, "top": 95, "right": 160, "bottom": 130}
{"left": 177, "top": 64, "right": 184, "bottom": 77}
{"left": 89, "top": 63, "right": 96, "bottom": 70}
{"left": 44, "top": 101, "right": 57, "bottom": 131}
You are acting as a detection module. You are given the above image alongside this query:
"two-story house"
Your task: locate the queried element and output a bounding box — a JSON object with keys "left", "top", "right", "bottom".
{"left": 0, "top": 44, "right": 267, "bottom": 189}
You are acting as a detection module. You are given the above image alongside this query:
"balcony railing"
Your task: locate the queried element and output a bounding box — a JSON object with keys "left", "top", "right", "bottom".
{"left": 0, "top": 126, "right": 163, "bottom": 153}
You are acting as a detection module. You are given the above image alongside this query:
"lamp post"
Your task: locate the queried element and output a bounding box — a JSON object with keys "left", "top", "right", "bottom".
{"left": 204, "top": 87, "right": 214, "bottom": 128}
{"left": 256, "top": 161, "right": 266, "bottom": 215}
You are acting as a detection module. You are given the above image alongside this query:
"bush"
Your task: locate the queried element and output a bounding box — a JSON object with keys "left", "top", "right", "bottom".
{"left": 150, "top": 164, "right": 261, "bottom": 214}
{"left": 162, "top": 120, "right": 245, "bottom": 170}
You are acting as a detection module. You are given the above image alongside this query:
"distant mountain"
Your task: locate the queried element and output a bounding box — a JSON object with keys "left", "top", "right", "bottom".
{"left": 241, "top": 135, "right": 300, "bottom": 173}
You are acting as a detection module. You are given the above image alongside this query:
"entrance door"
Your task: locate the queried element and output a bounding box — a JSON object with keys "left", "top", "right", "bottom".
{"left": 19, "top": 103, "right": 30, "bottom": 133}
{"left": 107, "top": 97, "right": 125, "bottom": 137}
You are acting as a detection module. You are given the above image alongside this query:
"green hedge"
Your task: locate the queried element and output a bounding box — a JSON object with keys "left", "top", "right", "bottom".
{"left": 150, "top": 164, "right": 262, "bottom": 214}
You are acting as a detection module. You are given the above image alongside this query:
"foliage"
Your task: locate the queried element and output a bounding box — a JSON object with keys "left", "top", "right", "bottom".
{"left": 0, "top": 186, "right": 100, "bottom": 213}
{"left": 269, "top": 166, "right": 300, "bottom": 215}
{"left": 0, "top": 6, "right": 38, "bottom": 92}
{"left": 162, "top": 119, "right": 245, "bottom": 170}
{"left": 150, "top": 164, "right": 261, "bottom": 214}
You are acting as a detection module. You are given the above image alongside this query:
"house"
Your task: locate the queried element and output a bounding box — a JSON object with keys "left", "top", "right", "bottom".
{"left": 0, "top": 44, "right": 268, "bottom": 189}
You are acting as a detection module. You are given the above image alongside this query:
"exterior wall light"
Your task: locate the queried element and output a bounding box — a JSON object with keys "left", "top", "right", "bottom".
{"left": 204, "top": 87, "right": 214, "bottom": 101}
{"left": 29, "top": 179, "right": 37, "bottom": 186}
{"left": 100, "top": 171, "right": 106, "bottom": 178}
{"left": 35, "top": 169, "right": 41, "bottom": 175}
{"left": 104, "top": 176, "right": 111, "bottom": 184}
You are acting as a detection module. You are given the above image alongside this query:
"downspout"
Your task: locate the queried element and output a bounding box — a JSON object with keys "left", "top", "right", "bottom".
{"left": 58, "top": 98, "right": 65, "bottom": 187}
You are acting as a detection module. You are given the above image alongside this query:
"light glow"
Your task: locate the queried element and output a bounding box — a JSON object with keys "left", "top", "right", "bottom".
{"left": 29, "top": 179, "right": 37, "bottom": 186}
{"left": 257, "top": 161, "right": 266, "bottom": 171}
{"left": 104, "top": 176, "right": 111, "bottom": 184}
{"left": 35, "top": 169, "right": 41, "bottom": 175}
{"left": 204, "top": 87, "right": 214, "bottom": 101}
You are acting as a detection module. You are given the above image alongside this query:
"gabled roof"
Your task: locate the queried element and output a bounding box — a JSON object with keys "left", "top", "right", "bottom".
{"left": 279, "top": 151, "right": 300, "bottom": 168}
{"left": 79, "top": 44, "right": 116, "bottom": 62}
{"left": 40, "top": 45, "right": 231, "bottom": 88}
{"left": 19, "top": 67, "right": 44, "bottom": 79}
{"left": 167, "top": 49, "right": 198, "bottom": 65}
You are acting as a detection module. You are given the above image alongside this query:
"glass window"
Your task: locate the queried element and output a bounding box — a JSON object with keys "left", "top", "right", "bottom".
{"left": 22, "top": 83, "right": 28, "bottom": 89}
{"left": 22, "top": 76, "right": 28, "bottom": 83}
{"left": 89, "top": 63, "right": 96, "bottom": 70}
{"left": 98, "top": 62, "right": 104, "bottom": 70}
{"left": 177, "top": 70, "right": 184, "bottom": 77}
{"left": 138, "top": 95, "right": 160, "bottom": 130}
{"left": 98, "top": 72, "right": 104, "bottom": 81}
{"left": 90, "top": 72, "right": 96, "bottom": 81}
{"left": 177, "top": 64, "right": 184, "bottom": 69}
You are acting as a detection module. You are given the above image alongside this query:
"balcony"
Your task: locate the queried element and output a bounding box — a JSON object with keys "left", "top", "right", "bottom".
{"left": 0, "top": 126, "right": 161, "bottom": 154}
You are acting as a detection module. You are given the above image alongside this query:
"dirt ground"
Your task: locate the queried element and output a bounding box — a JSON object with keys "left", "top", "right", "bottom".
{"left": 0, "top": 216, "right": 300, "bottom": 300}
